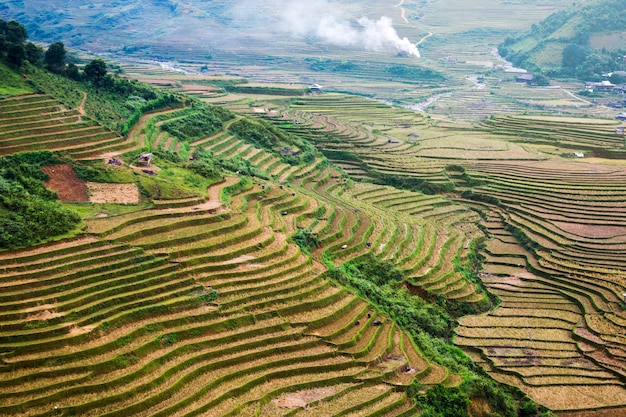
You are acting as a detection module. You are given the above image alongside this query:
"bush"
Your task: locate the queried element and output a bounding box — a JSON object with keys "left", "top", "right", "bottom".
{"left": 418, "top": 384, "right": 470, "bottom": 417}
{"left": 160, "top": 104, "right": 234, "bottom": 141}
{"left": 291, "top": 229, "right": 320, "bottom": 254}
{"left": 0, "top": 152, "right": 80, "bottom": 249}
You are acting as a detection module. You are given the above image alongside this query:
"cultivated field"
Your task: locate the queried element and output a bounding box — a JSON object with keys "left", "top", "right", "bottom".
{"left": 5, "top": 51, "right": 626, "bottom": 413}
{"left": 229, "top": 92, "right": 626, "bottom": 414}
{"left": 0, "top": 90, "right": 475, "bottom": 416}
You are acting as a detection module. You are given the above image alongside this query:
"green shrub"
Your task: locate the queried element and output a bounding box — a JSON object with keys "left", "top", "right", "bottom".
{"left": 418, "top": 384, "right": 470, "bottom": 417}
{"left": 160, "top": 104, "right": 234, "bottom": 141}
{"left": 291, "top": 229, "right": 320, "bottom": 254}
{"left": 0, "top": 151, "right": 80, "bottom": 249}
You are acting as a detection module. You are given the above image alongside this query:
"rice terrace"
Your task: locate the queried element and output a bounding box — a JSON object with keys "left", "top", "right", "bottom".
{"left": 2, "top": 0, "right": 626, "bottom": 416}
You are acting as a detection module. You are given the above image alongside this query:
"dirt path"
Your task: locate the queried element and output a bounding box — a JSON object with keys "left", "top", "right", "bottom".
{"left": 394, "top": 0, "right": 409, "bottom": 23}
{"left": 92, "top": 106, "right": 185, "bottom": 159}
{"left": 77, "top": 92, "right": 87, "bottom": 116}
{"left": 561, "top": 87, "right": 593, "bottom": 105}
{"left": 416, "top": 32, "right": 433, "bottom": 46}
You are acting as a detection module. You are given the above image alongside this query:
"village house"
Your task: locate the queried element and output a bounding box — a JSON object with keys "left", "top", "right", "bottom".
{"left": 137, "top": 153, "right": 152, "bottom": 166}
{"left": 585, "top": 80, "right": 617, "bottom": 91}
{"left": 516, "top": 73, "right": 535, "bottom": 84}
{"left": 308, "top": 84, "right": 323, "bottom": 94}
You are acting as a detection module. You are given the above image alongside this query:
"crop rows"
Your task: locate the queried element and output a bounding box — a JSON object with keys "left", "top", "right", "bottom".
{"left": 0, "top": 94, "right": 125, "bottom": 157}
{"left": 0, "top": 167, "right": 443, "bottom": 415}
{"left": 240, "top": 92, "right": 626, "bottom": 412}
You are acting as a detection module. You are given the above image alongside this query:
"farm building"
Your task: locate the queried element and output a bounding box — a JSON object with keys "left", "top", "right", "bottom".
{"left": 308, "top": 84, "right": 323, "bottom": 94}
{"left": 137, "top": 152, "right": 152, "bottom": 166}
{"left": 517, "top": 73, "right": 534, "bottom": 84}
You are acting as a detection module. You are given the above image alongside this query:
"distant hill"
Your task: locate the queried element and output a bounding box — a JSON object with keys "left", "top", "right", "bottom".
{"left": 499, "top": 0, "right": 626, "bottom": 80}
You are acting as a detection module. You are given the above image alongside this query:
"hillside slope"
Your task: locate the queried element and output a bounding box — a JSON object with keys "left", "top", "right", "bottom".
{"left": 499, "top": 0, "right": 626, "bottom": 79}
{"left": 0, "top": 61, "right": 548, "bottom": 416}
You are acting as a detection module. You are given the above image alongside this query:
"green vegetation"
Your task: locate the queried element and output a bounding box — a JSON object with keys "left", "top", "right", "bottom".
{"left": 291, "top": 228, "right": 320, "bottom": 254}
{"left": 330, "top": 254, "right": 452, "bottom": 339}
{"left": 499, "top": 0, "right": 626, "bottom": 80}
{"left": 0, "top": 62, "right": 34, "bottom": 96}
{"left": 161, "top": 103, "right": 234, "bottom": 141}
{"left": 0, "top": 151, "right": 80, "bottom": 248}
{"left": 71, "top": 160, "right": 136, "bottom": 183}
{"left": 2, "top": 11, "right": 626, "bottom": 415}
{"left": 228, "top": 117, "right": 316, "bottom": 165}
{"left": 328, "top": 254, "right": 547, "bottom": 416}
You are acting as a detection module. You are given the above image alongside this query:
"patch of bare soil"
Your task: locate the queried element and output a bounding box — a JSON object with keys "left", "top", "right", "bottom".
{"left": 26, "top": 309, "right": 62, "bottom": 322}
{"left": 222, "top": 254, "right": 256, "bottom": 265}
{"left": 42, "top": 164, "right": 89, "bottom": 202}
{"left": 179, "top": 84, "right": 219, "bottom": 92}
{"left": 69, "top": 324, "right": 96, "bottom": 336}
{"left": 272, "top": 388, "right": 336, "bottom": 409}
{"left": 86, "top": 182, "right": 140, "bottom": 204}
{"left": 469, "top": 397, "right": 494, "bottom": 417}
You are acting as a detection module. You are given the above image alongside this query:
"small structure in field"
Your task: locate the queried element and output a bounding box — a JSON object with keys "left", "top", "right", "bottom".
{"left": 517, "top": 73, "right": 535, "bottom": 85}
{"left": 617, "top": 113, "right": 626, "bottom": 121}
{"left": 137, "top": 153, "right": 152, "bottom": 166}
{"left": 614, "top": 126, "right": 625, "bottom": 135}
{"left": 308, "top": 84, "right": 323, "bottom": 94}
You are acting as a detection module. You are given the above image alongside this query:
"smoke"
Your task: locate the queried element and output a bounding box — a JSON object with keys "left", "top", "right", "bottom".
{"left": 281, "top": 0, "right": 420, "bottom": 57}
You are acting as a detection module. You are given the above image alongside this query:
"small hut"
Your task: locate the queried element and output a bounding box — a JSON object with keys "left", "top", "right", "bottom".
{"left": 137, "top": 153, "right": 152, "bottom": 166}
{"left": 308, "top": 84, "right": 323, "bottom": 94}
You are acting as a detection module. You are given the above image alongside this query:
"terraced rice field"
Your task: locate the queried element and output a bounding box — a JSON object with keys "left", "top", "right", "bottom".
{"left": 0, "top": 92, "right": 486, "bottom": 416}
{"left": 230, "top": 93, "right": 626, "bottom": 413}
{"left": 0, "top": 94, "right": 125, "bottom": 157}
{"left": 0, "top": 174, "right": 459, "bottom": 416}
{"left": 6, "top": 79, "right": 626, "bottom": 414}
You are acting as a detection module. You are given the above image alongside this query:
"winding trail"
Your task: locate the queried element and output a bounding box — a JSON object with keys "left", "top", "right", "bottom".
{"left": 77, "top": 92, "right": 87, "bottom": 116}
{"left": 92, "top": 106, "right": 185, "bottom": 159}
{"left": 394, "top": 0, "right": 409, "bottom": 24}
{"left": 561, "top": 87, "right": 593, "bottom": 105}
{"left": 416, "top": 32, "right": 433, "bottom": 46}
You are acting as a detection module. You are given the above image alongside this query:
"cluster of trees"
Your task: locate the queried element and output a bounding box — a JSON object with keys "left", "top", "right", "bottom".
{"left": 499, "top": 0, "right": 626, "bottom": 81}
{"left": 0, "top": 19, "right": 112, "bottom": 87}
{"left": 161, "top": 103, "right": 235, "bottom": 141}
{"left": 0, "top": 19, "right": 43, "bottom": 69}
{"left": 40, "top": 41, "right": 109, "bottom": 87}
{"left": 0, "top": 152, "right": 80, "bottom": 249}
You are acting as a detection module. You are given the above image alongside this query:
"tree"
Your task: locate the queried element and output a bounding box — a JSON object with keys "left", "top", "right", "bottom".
{"left": 44, "top": 41, "right": 66, "bottom": 73}
{"left": 24, "top": 42, "right": 43, "bottom": 66}
{"left": 83, "top": 58, "right": 107, "bottom": 86}
{"left": 562, "top": 43, "right": 587, "bottom": 74}
{"left": 534, "top": 73, "right": 550, "bottom": 86}
{"left": 6, "top": 43, "right": 25, "bottom": 68}
{"left": 0, "top": 34, "right": 6, "bottom": 58}
{"left": 65, "top": 62, "right": 81, "bottom": 80}
{"left": 5, "top": 20, "right": 26, "bottom": 44}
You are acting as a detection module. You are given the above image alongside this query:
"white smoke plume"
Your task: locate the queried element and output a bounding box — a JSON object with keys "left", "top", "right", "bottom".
{"left": 281, "top": 0, "right": 420, "bottom": 57}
